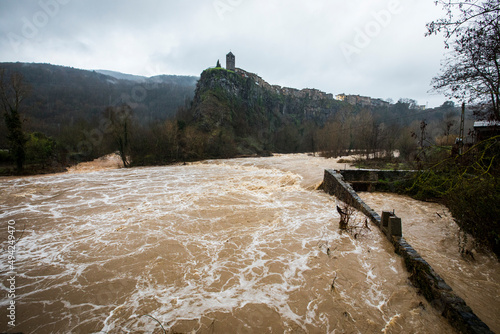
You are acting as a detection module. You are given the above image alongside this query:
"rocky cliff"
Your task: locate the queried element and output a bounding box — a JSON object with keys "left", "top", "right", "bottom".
{"left": 187, "top": 67, "right": 342, "bottom": 154}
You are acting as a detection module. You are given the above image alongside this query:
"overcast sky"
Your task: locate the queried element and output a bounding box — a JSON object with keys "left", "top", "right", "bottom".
{"left": 0, "top": 0, "right": 450, "bottom": 107}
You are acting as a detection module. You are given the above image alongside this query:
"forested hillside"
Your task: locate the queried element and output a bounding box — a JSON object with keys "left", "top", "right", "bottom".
{"left": 0, "top": 63, "right": 197, "bottom": 144}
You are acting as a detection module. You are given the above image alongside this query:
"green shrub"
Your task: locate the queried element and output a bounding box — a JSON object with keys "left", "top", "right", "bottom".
{"left": 26, "top": 132, "right": 55, "bottom": 166}
{"left": 0, "top": 149, "right": 11, "bottom": 163}
{"left": 446, "top": 176, "right": 500, "bottom": 257}
{"left": 405, "top": 137, "right": 500, "bottom": 258}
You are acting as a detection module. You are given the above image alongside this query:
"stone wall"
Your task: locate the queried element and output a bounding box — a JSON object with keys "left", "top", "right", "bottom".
{"left": 338, "top": 169, "right": 416, "bottom": 182}
{"left": 321, "top": 169, "right": 493, "bottom": 334}
{"left": 322, "top": 169, "right": 381, "bottom": 225}
{"left": 391, "top": 237, "right": 492, "bottom": 334}
{"left": 338, "top": 169, "right": 416, "bottom": 192}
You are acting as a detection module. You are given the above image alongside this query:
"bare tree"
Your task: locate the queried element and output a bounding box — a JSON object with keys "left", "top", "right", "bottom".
{"left": 0, "top": 69, "right": 30, "bottom": 171}
{"left": 104, "top": 104, "right": 133, "bottom": 167}
{"left": 426, "top": 0, "right": 499, "bottom": 46}
{"left": 427, "top": 0, "right": 500, "bottom": 120}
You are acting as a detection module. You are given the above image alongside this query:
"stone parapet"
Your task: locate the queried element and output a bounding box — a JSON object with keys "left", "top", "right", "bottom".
{"left": 391, "top": 236, "right": 492, "bottom": 334}
{"left": 322, "top": 169, "right": 381, "bottom": 225}
{"left": 321, "top": 169, "right": 493, "bottom": 334}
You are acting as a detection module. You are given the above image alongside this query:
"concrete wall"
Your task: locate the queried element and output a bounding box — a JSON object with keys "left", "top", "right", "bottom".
{"left": 321, "top": 169, "right": 493, "bottom": 334}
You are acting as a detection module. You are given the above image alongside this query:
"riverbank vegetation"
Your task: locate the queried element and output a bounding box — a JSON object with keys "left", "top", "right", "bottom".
{"left": 401, "top": 136, "right": 500, "bottom": 259}
{"left": 416, "top": 0, "right": 499, "bottom": 258}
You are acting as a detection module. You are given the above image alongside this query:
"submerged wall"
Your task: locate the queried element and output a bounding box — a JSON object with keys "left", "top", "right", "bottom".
{"left": 321, "top": 169, "right": 493, "bottom": 334}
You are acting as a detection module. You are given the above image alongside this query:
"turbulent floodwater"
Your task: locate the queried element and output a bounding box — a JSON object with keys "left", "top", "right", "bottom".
{"left": 0, "top": 154, "right": 456, "bottom": 333}
{"left": 358, "top": 192, "right": 500, "bottom": 333}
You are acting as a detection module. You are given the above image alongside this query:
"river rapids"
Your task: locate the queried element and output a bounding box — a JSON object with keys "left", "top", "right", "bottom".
{"left": 0, "top": 154, "right": 496, "bottom": 333}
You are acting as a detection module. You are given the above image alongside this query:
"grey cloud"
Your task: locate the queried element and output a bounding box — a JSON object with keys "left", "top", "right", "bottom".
{"left": 0, "top": 0, "right": 449, "bottom": 107}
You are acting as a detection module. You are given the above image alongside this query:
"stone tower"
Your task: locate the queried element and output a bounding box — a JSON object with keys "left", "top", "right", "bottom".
{"left": 226, "top": 51, "right": 235, "bottom": 71}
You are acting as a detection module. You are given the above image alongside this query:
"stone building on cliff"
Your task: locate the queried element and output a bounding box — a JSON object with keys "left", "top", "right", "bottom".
{"left": 226, "top": 52, "right": 235, "bottom": 71}
{"left": 221, "top": 51, "right": 333, "bottom": 101}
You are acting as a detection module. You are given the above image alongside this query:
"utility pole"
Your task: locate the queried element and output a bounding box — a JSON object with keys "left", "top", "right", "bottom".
{"left": 459, "top": 102, "right": 465, "bottom": 154}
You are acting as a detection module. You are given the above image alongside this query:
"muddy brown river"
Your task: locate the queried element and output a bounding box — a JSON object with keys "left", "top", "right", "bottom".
{"left": 358, "top": 192, "right": 500, "bottom": 333}
{"left": 0, "top": 154, "right": 493, "bottom": 333}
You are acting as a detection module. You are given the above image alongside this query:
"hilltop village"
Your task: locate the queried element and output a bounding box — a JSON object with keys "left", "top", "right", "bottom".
{"left": 221, "top": 51, "right": 392, "bottom": 108}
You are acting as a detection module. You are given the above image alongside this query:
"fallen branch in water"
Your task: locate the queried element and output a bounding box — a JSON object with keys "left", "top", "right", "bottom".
{"left": 330, "top": 272, "right": 338, "bottom": 292}
{"left": 337, "top": 203, "right": 371, "bottom": 238}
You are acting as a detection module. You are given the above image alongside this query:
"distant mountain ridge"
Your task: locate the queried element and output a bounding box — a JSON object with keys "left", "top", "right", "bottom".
{"left": 94, "top": 69, "right": 149, "bottom": 82}
{"left": 95, "top": 69, "right": 199, "bottom": 87}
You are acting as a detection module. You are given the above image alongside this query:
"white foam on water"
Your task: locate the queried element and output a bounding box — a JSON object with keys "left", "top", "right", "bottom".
{"left": 0, "top": 158, "right": 457, "bottom": 333}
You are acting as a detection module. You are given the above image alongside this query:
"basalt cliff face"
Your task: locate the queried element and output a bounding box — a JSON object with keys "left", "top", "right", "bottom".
{"left": 187, "top": 67, "right": 342, "bottom": 154}
{"left": 192, "top": 67, "right": 340, "bottom": 127}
